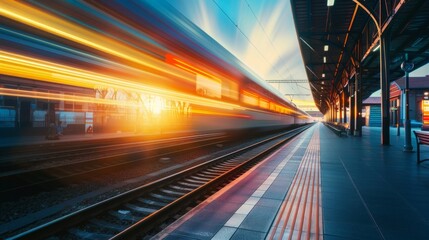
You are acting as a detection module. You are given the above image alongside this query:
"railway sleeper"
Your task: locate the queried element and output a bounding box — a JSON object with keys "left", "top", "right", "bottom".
{"left": 219, "top": 161, "right": 240, "bottom": 167}
{"left": 223, "top": 158, "right": 240, "bottom": 164}
{"left": 137, "top": 197, "right": 168, "bottom": 208}
{"left": 198, "top": 173, "right": 219, "bottom": 179}
{"left": 183, "top": 176, "right": 208, "bottom": 186}
{"left": 159, "top": 188, "right": 186, "bottom": 197}
{"left": 68, "top": 228, "right": 112, "bottom": 240}
{"left": 208, "top": 166, "right": 229, "bottom": 172}
{"left": 149, "top": 192, "right": 177, "bottom": 202}
{"left": 193, "top": 174, "right": 213, "bottom": 181}
{"left": 176, "top": 180, "right": 201, "bottom": 188}
{"left": 169, "top": 184, "right": 195, "bottom": 192}
{"left": 200, "top": 170, "right": 221, "bottom": 176}
{"left": 89, "top": 218, "right": 124, "bottom": 232}
{"left": 125, "top": 203, "right": 157, "bottom": 215}
{"left": 109, "top": 210, "right": 141, "bottom": 222}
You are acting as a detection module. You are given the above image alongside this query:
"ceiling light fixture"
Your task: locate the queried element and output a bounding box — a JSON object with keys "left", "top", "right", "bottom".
{"left": 324, "top": 45, "right": 329, "bottom": 51}
{"left": 372, "top": 44, "right": 380, "bottom": 52}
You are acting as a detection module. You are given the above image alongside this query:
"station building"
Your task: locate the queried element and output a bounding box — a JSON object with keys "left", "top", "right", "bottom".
{"left": 363, "top": 75, "right": 429, "bottom": 128}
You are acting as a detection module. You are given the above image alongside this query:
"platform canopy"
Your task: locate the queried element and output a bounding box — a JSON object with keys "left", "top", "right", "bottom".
{"left": 291, "top": 0, "right": 429, "bottom": 114}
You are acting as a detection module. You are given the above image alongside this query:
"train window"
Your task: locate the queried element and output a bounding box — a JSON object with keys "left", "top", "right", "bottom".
{"left": 259, "top": 98, "right": 269, "bottom": 109}
{"left": 241, "top": 90, "right": 258, "bottom": 106}
{"left": 196, "top": 74, "right": 221, "bottom": 99}
{"left": 0, "top": 108, "right": 16, "bottom": 127}
{"left": 221, "top": 79, "right": 239, "bottom": 101}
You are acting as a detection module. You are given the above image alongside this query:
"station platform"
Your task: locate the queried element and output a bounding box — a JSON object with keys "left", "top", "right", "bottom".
{"left": 155, "top": 123, "right": 429, "bottom": 240}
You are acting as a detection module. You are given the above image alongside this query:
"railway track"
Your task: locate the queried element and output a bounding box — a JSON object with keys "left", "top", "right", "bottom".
{"left": 0, "top": 131, "right": 213, "bottom": 160}
{"left": 7, "top": 124, "right": 311, "bottom": 240}
{"left": 0, "top": 133, "right": 227, "bottom": 200}
{"left": 0, "top": 133, "right": 224, "bottom": 171}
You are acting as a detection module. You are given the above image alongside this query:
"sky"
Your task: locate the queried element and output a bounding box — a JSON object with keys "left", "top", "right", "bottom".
{"left": 166, "top": 0, "right": 313, "bottom": 109}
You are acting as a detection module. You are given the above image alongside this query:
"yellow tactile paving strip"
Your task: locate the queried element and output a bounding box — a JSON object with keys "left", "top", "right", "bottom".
{"left": 267, "top": 126, "right": 322, "bottom": 240}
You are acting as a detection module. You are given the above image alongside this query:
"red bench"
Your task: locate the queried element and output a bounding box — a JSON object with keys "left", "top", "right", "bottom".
{"left": 413, "top": 131, "right": 429, "bottom": 164}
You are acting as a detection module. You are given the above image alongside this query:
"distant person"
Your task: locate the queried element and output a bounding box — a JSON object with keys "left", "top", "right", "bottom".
{"left": 46, "top": 123, "right": 59, "bottom": 140}
{"left": 57, "top": 121, "right": 63, "bottom": 136}
{"left": 86, "top": 125, "right": 93, "bottom": 134}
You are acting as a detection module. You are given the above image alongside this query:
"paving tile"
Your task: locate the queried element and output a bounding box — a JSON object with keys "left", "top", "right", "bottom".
{"left": 239, "top": 206, "right": 278, "bottom": 232}
{"left": 323, "top": 234, "right": 359, "bottom": 240}
{"left": 322, "top": 207, "right": 373, "bottom": 224}
{"left": 164, "top": 231, "right": 204, "bottom": 240}
{"left": 323, "top": 219, "right": 381, "bottom": 239}
{"left": 212, "top": 227, "right": 236, "bottom": 240}
{"left": 224, "top": 213, "right": 247, "bottom": 228}
{"left": 256, "top": 198, "right": 282, "bottom": 209}
{"left": 230, "top": 228, "right": 266, "bottom": 240}
{"left": 203, "top": 201, "right": 242, "bottom": 214}
{"left": 263, "top": 185, "right": 289, "bottom": 200}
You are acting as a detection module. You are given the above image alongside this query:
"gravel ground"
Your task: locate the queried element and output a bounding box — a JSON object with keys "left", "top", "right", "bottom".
{"left": 0, "top": 136, "right": 263, "bottom": 238}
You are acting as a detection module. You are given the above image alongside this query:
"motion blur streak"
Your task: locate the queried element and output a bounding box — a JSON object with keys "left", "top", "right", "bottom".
{"left": 0, "top": 50, "right": 244, "bottom": 111}
{"left": 191, "top": 109, "right": 250, "bottom": 119}
{"left": 0, "top": 1, "right": 188, "bottom": 80}
{"left": 166, "top": 54, "right": 222, "bottom": 82}
{"left": 0, "top": 87, "right": 140, "bottom": 108}
{"left": 0, "top": 87, "right": 250, "bottom": 119}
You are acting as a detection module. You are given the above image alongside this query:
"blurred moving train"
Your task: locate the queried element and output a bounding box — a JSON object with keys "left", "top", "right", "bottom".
{"left": 0, "top": 1, "right": 311, "bottom": 136}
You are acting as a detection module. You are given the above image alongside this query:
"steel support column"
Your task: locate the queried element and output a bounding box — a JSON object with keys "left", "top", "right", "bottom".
{"left": 380, "top": 28, "right": 391, "bottom": 145}
{"left": 349, "top": 78, "right": 355, "bottom": 135}
{"left": 339, "top": 93, "right": 343, "bottom": 124}
{"left": 354, "top": 67, "right": 362, "bottom": 136}
{"left": 343, "top": 91, "right": 347, "bottom": 124}
{"left": 402, "top": 53, "right": 414, "bottom": 151}
{"left": 333, "top": 102, "right": 337, "bottom": 122}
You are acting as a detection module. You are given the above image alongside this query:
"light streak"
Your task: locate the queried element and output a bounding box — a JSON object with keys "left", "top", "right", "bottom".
{"left": 0, "top": 87, "right": 253, "bottom": 119}
{"left": 191, "top": 109, "right": 251, "bottom": 118}
{"left": 0, "top": 87, "right": 139, "bottom": 108}
{"left": 1, "top": 51, "right": 246, "bottom": 112}
{"left": 0, "top": 1, "right": 189, "bottom": 81}
{"left": 166, "top": 54, "right": 221, "bottom": 82}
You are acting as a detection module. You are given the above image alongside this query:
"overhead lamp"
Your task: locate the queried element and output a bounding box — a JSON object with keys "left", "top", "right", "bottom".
{"left": 323, "top": 56, "right": 327, "bottom": 63}
{"left": 327, "top": 0, "right": 335, "bottom": 6}
{"left": 372, "top": 44, "right": 380, "bottom": 52}
{"left": 322, "top": 73, "right": 325, "bottom": 78}
{"left": 324, "top": 45, "right": 329, "bottom": 51}
{"left": 322, "top": 81, "right": 325, "bottom": 84}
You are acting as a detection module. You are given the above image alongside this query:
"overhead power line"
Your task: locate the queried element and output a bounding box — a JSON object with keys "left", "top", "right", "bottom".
{"left": 266, "top": 79, "right": 308, "bottom": 83}
{"left": 211, "top": 0, "right": 285, "bottom": 79}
